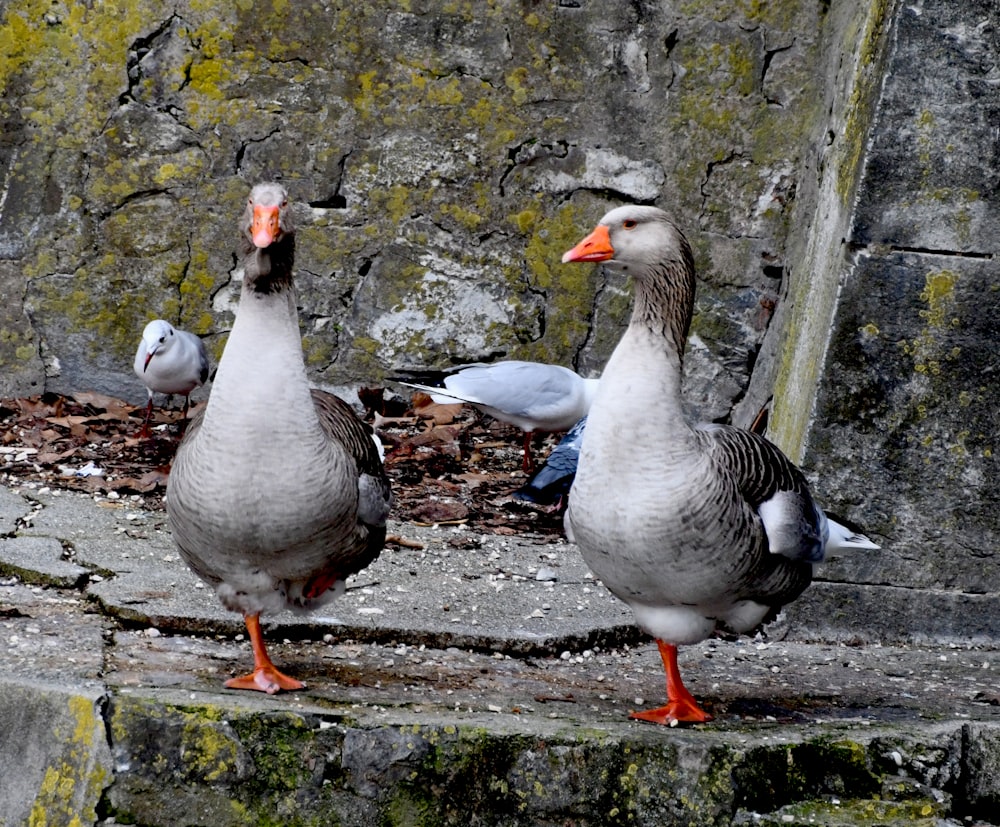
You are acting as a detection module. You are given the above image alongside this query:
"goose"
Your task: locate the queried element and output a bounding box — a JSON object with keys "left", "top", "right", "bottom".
{"left": 166, "top": 182, "right": 391, "bottom": 694}
{"left": 561, "top": 205, "right": 878, "bottom": 725}
{"left": 133, "top": 319, "right": 210, "bottom": 437}
{"left": 398, "top": 361, "right": 598, "bottom": 472}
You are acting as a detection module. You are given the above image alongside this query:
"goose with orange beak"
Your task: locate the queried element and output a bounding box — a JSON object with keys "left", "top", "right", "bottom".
{"left": 167, "top": 183, "right": 391, "bottom": 694}
{"left": 560, "top": 205, "right": 878, "bottom": 725}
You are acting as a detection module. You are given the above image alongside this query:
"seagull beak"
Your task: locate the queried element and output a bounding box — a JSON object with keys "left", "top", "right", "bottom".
{"left": 143, "top": 350, "right": 155, "bottom": 372}
{"left": 252, "top": 204, "right": 281, "bottom": 248}
{"left": 562, "top": 224, "right": 614, "bottom": 263}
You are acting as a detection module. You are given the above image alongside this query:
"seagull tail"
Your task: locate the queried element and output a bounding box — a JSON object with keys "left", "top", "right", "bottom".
{"left": 824, "top": 513, "right": 880, "bottom": 554}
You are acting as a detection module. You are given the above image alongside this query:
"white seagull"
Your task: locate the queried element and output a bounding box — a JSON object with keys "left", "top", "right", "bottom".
{"left": 561, "top": 205, "right": 879, "bottom": 725}
{"left": 400, "top": 360, "right": 599, "bottom": 471}
{"left": 133, "top": 319, "right": 210, "bottom": 437}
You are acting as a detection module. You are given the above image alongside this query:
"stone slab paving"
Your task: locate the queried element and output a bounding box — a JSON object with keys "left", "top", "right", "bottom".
{"left": 2, "top": 482, "right": 1000, "bottom": 826}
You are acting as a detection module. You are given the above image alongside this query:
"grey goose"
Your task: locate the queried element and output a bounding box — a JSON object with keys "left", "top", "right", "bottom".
{"left": 561, "top": 204, "right": 878, "bottom": 724}
{"left": 166, "top": 182, "right": 391, "bottom": 694}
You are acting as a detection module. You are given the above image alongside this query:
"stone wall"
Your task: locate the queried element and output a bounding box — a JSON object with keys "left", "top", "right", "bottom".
{"left": 1, "top": 0, "right": 996, "bottom": 643}
{"left": 787, "top": 0, "right": 1000, "bottom": 641}
{"left": 0, "top": 0, "right": 828, "bottom": 423}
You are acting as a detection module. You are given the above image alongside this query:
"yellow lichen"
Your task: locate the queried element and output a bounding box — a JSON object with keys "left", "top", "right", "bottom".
{"left": 28, "top": 695, "right": 109, "bottom": 827}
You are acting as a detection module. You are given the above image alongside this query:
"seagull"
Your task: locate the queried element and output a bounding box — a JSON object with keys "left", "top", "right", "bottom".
{"left": 512, "top": 415, "right": 586, "bottom": 510}
{"left": 561, "top": 204, "right": 879, "bottom": 725}
{"left": 133, "top": 319, "right": 210, "bottom": 437}
{"left": 166, "top": 182, "right": 392, "bottom": 694}
{"left": 398, "top": 360, "right": 598, "bottom": 471}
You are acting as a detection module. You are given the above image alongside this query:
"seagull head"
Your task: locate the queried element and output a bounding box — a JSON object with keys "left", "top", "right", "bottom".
{"left": 140, "top": 319, "right": 176, "bottom": 372}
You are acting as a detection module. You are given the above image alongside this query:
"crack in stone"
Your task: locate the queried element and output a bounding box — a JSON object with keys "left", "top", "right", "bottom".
{"left": 762, "top": 42, "right": 794, "bottom": 106}
{"left": 234, "top": 127, "right": 283, "bottom": 177}
{"left": 848, "top": 241, "right": 995, "bottom": 260}
{"left": 119, "top": 14, "right": 183, "bottom": 106}
{"left": 699, "top": 152, "right": 743, "bottom": 222}
{"left": 307, "top": 151, "right": 350, "bottom": 209}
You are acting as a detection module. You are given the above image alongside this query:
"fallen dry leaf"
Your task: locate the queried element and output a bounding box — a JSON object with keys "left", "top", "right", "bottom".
{"left": 408, "top": 499, "right": 470, "bottom": 524}
{"left": 1, "top": 389, "right": 571, "bottom": 538}
{"left": 71, "top": 391, "right": 134, "bottom": 420}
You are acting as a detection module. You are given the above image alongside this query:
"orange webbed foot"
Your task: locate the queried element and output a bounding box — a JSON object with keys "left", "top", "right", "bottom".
{"left": 228, "top": 612, "right": 305, "bottom": 694}
{"left": 629, "top": 699, "right": 713, "bottom": 726}
{"left": 628, "top": 639, "right": 713, "bottom": 725}
{"left": 225, "top": 666, "right": 305, "bottom": 695}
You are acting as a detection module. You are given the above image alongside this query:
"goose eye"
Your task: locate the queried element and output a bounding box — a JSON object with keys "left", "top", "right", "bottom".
{"left": 623, "top": 219, "right": 637, "bottom": 230}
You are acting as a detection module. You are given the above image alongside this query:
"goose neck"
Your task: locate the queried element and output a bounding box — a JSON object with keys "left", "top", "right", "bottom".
{"left": 629, "top": 259, "right": 694, "bottom": 359}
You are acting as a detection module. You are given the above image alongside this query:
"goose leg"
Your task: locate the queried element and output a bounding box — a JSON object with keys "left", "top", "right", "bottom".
{"left": 225, "top": 613, "right": 305, "bottom": 694}
{"left": 630, "top": 640, "right": 712, "bottom": 725}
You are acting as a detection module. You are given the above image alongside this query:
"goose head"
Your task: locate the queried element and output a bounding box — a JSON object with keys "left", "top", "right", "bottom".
{"left": 563, "top": 205, "right": 693, "bottom": 275}
{"left": 243, "top": 182, "right": 293, "bottom": 248}
{"left": 240, "top": 182, "right": 295, "bottom": 293}
{"left": 563, "top": 204, "right": 696, "bottom": 355}
{"left": 140, "top": 319, "right": 177, "bottom": 371}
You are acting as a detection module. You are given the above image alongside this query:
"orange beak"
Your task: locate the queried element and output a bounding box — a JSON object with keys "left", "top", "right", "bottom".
{"left": 252, "top": 204, "right": 281, "bottom": 248}
{"left": 562, "top": 224, "right": 614, "bottom": 263}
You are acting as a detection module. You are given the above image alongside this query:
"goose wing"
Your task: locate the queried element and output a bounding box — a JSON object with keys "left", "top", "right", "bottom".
{"left": 696, "top": 423, "right": 825, "bottom": 563}
{"left": 310, "top": 389, "right": 392, "bottom": 545}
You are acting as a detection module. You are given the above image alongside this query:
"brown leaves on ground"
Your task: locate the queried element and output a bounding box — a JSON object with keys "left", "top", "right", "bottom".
{"left": 0, "top": 388, "right": 567, "bottom": 538}
{"left": 0, "top": 392, "right": 183, "bottom": 505}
